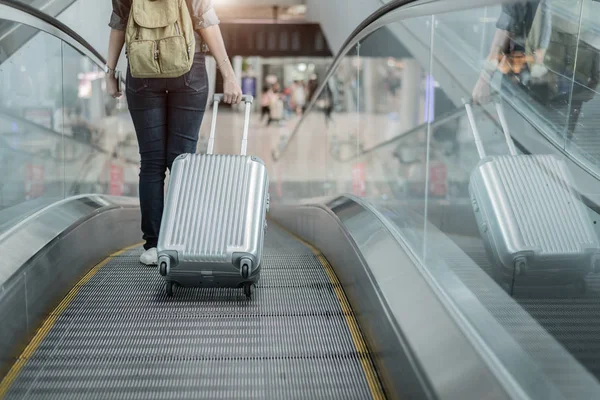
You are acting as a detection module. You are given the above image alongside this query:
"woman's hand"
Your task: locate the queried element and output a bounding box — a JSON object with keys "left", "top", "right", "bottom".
{"left": 223, "top": 76, "right": 242, "bottom": 104}
{"left": 198, "top": 25, "right": 242, "bottom": 104}
{"left": 106, "top": 74, "right": 121, "bottom": 98}
{"left": 472, "top": 74, "right": 492, "bottom": 105}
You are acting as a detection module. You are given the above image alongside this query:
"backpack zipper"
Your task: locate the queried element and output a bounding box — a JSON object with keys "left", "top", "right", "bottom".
{"left": 174, "top": 21, "right": 180, "bottom": 36}
{"left": 153, "top": 41, "right": 159, "bottom": 61}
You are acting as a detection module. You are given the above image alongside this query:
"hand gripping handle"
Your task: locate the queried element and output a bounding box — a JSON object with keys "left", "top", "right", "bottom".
{"left": 212, "top": 94, "right": 254, "bottom": 104}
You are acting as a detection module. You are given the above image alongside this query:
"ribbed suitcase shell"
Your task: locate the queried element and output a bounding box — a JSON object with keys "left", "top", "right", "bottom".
{"left": 470, "top": 154, "right": 600, "bottom": 283}
{"left": 157, "top": 152, "right": 269, "bottom": 288}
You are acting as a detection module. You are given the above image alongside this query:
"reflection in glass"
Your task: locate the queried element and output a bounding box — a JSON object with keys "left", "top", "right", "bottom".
{"left": 0, "top": 18, "right": 139, "bottom": 233}
{"left": 60, "top": 43, "right": 138, "bottom": 198}
{"left": 276, "top": 0, "right": 600, "bottom": 394}
{"left": 0, "top": 24, "right": 64, "bottom": 220}
{"left": 564, "top": 0, "right": 600, "bottom": 170}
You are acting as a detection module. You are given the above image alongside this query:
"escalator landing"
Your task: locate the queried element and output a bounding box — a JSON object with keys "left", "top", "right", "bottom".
{"left": 1, "top": 226, "right": 383, "bottom": 399}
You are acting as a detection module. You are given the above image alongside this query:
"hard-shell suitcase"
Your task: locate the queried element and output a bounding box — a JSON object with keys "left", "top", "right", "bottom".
{"left": 465, "top": 101, "right": 600, "bottom": 292}
{"left": 157, "top": 94, "right": 269, "bottom": 298}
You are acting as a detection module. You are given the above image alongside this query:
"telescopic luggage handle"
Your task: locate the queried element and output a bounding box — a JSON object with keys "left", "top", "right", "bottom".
{"left": 208, "top": 94, "right": 254, "bottom": 156}
{"left": 463, "top": 98, "right": 518, "bottom": 160}
{"left": 213, "top": 94, "right": 254, "bottom": 104}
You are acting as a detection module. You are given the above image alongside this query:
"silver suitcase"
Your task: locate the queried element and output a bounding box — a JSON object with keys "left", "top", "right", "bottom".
{"left": 157, "top": 94, "right": 269, "bottom": 298}
{"left": 465, "top": 102, "right": 600, "bottom": 292}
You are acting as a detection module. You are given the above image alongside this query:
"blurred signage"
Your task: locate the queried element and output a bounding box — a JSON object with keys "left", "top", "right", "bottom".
{"left": 423, "top": 74, "right": 436, "bottom": 123}
{"left": 23, "top": 108, "right": 53, "bottom": 129}
{"left": 109, "top": 163, "right": 124, "bottom": 196}
{"left": 24, "top": 164, "right": 45, "bottom": 199}
{"left": 219, "top": 23, "right": 332, "bottom": 57}
{"left": 242, "top": 77, "right": 257, "bottom": 97}
{"left": 352, "top": 163, "right": 366, "bottom": 197}
{"left": 429, "top": 161, "right": 447, "bottom": 197}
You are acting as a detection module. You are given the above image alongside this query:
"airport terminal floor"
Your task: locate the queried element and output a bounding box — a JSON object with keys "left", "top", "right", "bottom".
{"left": 4, "top": 0, "right": 600, "bottom": 399}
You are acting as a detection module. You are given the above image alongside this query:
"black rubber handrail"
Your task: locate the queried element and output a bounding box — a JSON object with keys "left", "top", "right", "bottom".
{"left": 0, "top": 0, "right": 106, "bottom": 64}
{"left": 273, "top": 0, "right": 416, "bottom": 161}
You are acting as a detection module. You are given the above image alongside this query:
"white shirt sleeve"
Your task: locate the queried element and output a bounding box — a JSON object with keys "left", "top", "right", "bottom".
{"left": 188, "top": 0, "right": 220, "bottom": 30}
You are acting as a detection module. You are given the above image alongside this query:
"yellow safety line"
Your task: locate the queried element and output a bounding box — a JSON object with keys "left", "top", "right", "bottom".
{"left": 318, "top": 253, "right": 386, "bottom": 400}
{"left": 280, "top": 226, "right": 386, "bottom": 400}
{"left": 0, "top": 242, "right": 142, "bottom": 398}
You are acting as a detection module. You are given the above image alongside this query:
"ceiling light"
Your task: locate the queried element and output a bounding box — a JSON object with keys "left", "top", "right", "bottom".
{"left": 287, "top": 5, "right": 307, "bottom": 15}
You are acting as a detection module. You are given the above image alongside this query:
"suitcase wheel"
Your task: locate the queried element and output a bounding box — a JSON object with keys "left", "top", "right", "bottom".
{"left": 166, "top": 281, "right": 174, "bottom": 297}
{"left": 243, "top": 283, "right": 254, "bottom": 299}
{"left": 514, "top": 258, "right": 527, "bottom": 276}
{"left": 159, "top": 261, "right": 168, "bottom": 277}
{"left": 241, "top": 258, "right": 253, "bottom": 279}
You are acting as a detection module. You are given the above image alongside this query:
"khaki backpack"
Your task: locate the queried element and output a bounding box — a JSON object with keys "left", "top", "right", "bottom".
{"left": 126, "top": 0, "right": 195, "bottom": 79}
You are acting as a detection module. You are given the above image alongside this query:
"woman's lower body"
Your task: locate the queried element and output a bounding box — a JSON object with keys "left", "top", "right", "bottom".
{"left": 126, "top": 54, "right": 209, "bottom": 265}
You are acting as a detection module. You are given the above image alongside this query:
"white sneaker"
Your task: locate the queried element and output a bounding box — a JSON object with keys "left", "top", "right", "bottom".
{"left": 140, "top": 248, "right": 158, "bottom": 266}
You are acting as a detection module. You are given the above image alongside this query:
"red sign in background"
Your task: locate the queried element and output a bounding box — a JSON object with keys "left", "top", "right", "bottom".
{"left": 109, "top": 163, "right": 124, "bottom": 196}
{"left": 429, "top": 161, "right": 448, "bottom": 197}
{"left": 352, "top": 163, "right": 366, "bottom": 197}
{"left": 24, "top": 164, "right": 45, "bottom": 199}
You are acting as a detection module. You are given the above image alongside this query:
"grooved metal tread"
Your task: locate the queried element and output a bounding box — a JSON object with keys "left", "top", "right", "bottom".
{"left": 447, "top": 233, "right": 600, "bottom": 392}
{"left": 3, "top": 226, "right": 382, "bottom": 399}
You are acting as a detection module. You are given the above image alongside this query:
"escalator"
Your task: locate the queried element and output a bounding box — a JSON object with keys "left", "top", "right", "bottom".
{"left": 346, "top": 97, "right": 600, "bottom": 385}
{"left": 0, "top": 2, "right": 391, "bottom": 399}
{"left": 342, "top": 94, "right": 600, "bottom": 384}
{"left": 0, "top": 225, "right": 383, "bottom": 399}
{"left": 4, "top": 0, "right": 600, "bottom": 399}
{"left": 0, "top": 0, "right": 90, "bottom": 64}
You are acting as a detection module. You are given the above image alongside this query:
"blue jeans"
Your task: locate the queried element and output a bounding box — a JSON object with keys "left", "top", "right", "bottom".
{"left": 126, "top": 54, "right": 208, "bottom": 250}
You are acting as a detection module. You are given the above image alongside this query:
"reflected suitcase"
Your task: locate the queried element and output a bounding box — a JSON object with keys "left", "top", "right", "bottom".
{"left": 158, "top": 94, "right": 269, "bottom": 298}
{"left": 465, "top": 102, "right": 600, "bottom": 291}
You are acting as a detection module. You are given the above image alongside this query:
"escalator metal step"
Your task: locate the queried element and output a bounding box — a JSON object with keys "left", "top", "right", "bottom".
{"left": 1, "top": 226, "right": 384, "bottom": 400}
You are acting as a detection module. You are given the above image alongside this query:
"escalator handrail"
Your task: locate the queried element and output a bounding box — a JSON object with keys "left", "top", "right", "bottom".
{"left": 0, "top": 0, "right": 106, "bottom": 65}
{"left": 273, "top": 0, "right": 418, "bottom": 161}
{"left": 349, "top": 97, "right": 600, "bottom": 215}
{"left": 334, "top": 106, "right": 466, "bottom": 163}
{"left": 337, "top": 98, "right": 531, "bottom": 163}
{"left": 0, "top": 0, "right": 80, "bottom": 35}
{"left": 0, "top": 107, "right": 139, "bottom": 165}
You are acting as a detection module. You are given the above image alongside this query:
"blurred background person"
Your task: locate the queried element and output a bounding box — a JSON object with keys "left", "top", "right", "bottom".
{"left": 260, "top": 86, "right": 273, "bottom": 124}
{"left": 268, "top": 83, "right": 285, "bottom": 126}
{"left": 292, "top": 80, "right": 307, "bottom": 115}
